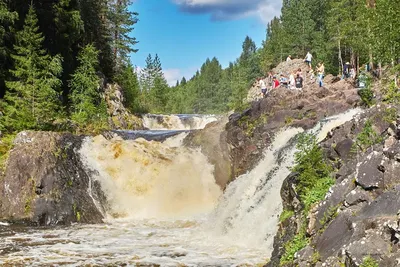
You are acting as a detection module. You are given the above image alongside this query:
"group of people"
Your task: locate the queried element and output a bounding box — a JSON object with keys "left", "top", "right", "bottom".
{"left": 258, "top": 52, "right": 326, "bottom": 98}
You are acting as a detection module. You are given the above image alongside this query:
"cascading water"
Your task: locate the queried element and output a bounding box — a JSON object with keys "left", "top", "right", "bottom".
{"left": 142, "top": 114, "right": 218, "bottom": 130}
{"left": 0, "top": 110, "right": 360, "bottom": 266}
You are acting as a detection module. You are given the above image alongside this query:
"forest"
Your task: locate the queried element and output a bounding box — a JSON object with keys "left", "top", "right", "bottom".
{"left": 0, "top": 0, "right": 399, "bottom": 134}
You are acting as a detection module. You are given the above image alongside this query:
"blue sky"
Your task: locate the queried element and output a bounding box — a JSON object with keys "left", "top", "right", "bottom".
{"left": 129, "top": 0, "right": 282, "bottom": 85}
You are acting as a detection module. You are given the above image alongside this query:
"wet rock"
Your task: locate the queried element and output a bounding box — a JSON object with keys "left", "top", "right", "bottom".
{"left": 184, "top": 117, "right": 232, "bottom": 189}
{"left": 0, "top": 131, "right": 106, "bottom": 225}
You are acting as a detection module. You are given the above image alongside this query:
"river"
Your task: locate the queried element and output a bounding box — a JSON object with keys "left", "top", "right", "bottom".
{"left": 0, "top": 112, "right": 360, "bottom": 266}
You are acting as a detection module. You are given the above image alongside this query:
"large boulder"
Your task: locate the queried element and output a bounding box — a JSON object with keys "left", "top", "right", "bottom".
{"left": 0, "top": 131, "right": 106, "bottom": 225}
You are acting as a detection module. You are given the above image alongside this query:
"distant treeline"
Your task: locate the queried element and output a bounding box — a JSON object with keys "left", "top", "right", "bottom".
{"left": 0, "top": 0, "right": 140, "bottom": 133}
{"left": 164, "top": 0, "right": 400, "bottom": 114}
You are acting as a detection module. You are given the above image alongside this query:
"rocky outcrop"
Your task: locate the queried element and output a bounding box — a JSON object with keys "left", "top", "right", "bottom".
{"left": 184, "top": 116, "right": 232, "bottom": 189}
{"left": 0, "top": 131, "right": 107, "bottom": 225}
{"left": 268, "top": 104, "right": 400, "bottom": 266}
{"left": 227, "top": 78, "right": 360, "bottom": 179}
{"left": 103, "top": 82, "right": 143, "bottom": 130}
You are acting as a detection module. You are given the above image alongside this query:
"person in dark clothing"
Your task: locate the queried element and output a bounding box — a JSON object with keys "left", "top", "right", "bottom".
{"left": 295, "top": 74, "right": 303, "bottom": 90}
{"left": 342, "top": 62, "right": 350, "bottom": 79}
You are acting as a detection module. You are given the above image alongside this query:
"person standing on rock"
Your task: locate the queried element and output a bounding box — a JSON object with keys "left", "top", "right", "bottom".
{"left": 295, "top": 73, "right": 303, "bottom": 90}
{"left": 259, "top": 77, "right": 268, "bottom": 98}
{"left": 289, "top": 71, "right": 296, "bottom": 90}
{"left": 286, "top": 55, "right": 292, "bottom": 62}
{"left": 304, "top": 51, "right": 313, "bottom": 68}
{"left": 317, "top": 62, "right": 325, "bottom": 87}
{"left": 272, "top": 76, "right": 280, "bottom": 89}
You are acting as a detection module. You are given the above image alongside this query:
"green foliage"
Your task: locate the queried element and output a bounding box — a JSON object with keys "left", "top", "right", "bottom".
{"left": 1, "top": 6, "right": 63, "bottom": 132}
{"left": 280, "top": 229, "right": 309, "bottom": 266}
{"left": 358, "top": 88, "right": 374, "bottom": 107}
{"left": 292, "top": 133, "right": 333, "bottom": 208}
{"left": 382, "top": 107, "right": 397, "bottom": 123}
{"left": 319, "top": 205, "right": 339, "bottom": 229}
{"left": 0, "top": 134, "right": 15, "bottom": 171}
{"left": 311, "top": 251, "right": 321, "bottom": 265}
{"left": 70, "top": 44, "right": 108, "bottom": 132}
{"left": 238, "top": 114, "right": 268, "bottom": 137}
{"left": 115, "top": 64, "right": 143, "bottom": 113}
{"left": 360, "top": 256, "right": 379, "bottom": 267}
{"left": 354, "top": 119, "right": 384, "bottom": 152}
{"left": 279, "top": 209, "right": 294, "bottom": 223}
{"left": 383, "top": 81, "right": 400, "bottom": 104}
{"left": 302, "top": 177, "right": 335, "bottom": 213}
{"left": 108, "top": 0, "right": 138, "bottom": 69}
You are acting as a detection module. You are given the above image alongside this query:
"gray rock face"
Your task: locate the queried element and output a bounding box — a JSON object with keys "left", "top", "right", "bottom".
{"left": 0, "top": 131, "right": 107, "bottom": 225}
{"left": 356, "top": 151, "right": 384, "bottom": 190}
{"left": 268, "top": 105, "right": 400, "bottom": 267}
{"left": 315, "top": 213, "right": 354, "bottom": 260}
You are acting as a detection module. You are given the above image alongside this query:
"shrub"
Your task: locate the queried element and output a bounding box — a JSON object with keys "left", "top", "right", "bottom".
{"left": 291, "top": 133, "right": 333, "bottom": 199}
{"left": 353, "top": 119, "right": 384, "bottom": 152}
{"left": 280, "top": 229, "right": 308, "bottom": 266}
{"left": 0, "top": 134, "right": 16, "bottom": 171}
{"left": 279, "top": 209, "right": 294, "bottom": 222}
{"left": 360, "top": 256, "right": 379, "bottom": 267}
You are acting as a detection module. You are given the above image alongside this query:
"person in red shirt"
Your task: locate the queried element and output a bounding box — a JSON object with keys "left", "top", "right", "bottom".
{"left": 272, "top": 76, "right": 280, "bottom": 89}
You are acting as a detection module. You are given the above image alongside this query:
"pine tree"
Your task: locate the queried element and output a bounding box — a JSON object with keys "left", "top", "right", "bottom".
{"left": 115, "top": 63, "right": 141, "bottom": 113}
{"left": 140, "top": 53, "right": 154, "bottom": 92}
{"left": 0, "top": 0, "right": 17, "bottom": 97}
{"left": 108, "top": 0, "right": 139, "bottom": 70}
{"left": 2, "top": 6, "right": 63, "bottom": 131}
{"left": 70, "top": 44, "right": 107, "bottom": 130}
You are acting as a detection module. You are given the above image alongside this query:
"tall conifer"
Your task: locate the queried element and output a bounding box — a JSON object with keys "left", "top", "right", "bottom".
{"left": 2, "top": 6, "right": 63, "bottom": 131}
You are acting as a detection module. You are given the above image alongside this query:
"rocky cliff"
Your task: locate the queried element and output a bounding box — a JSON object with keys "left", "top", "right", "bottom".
{"left": 267, "top": 104, "right": 400, "bottom": 266}
{"left": 103, "top": 82, "right": 143, "bottom": 130}
{"left": 227, "top": 77, "right": 360, "bottom": 179}
{"left": 0, "top": 131, "right": 107, "bottom": 225}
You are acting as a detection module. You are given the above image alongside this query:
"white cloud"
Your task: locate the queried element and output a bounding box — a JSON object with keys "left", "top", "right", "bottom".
{"left": 172, "top": 0, "right": 282, "bottom": 25}
{"left": 163, "top": 67, "right": 198, "bottom": 86}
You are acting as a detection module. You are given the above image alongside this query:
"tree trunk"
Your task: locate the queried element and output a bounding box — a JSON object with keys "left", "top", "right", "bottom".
{"left": 338, "top": 38, "right": 343, "bottom": 76}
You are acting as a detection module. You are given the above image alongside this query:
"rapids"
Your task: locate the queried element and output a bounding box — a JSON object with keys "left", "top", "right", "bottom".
{"left": 0, "top": 111, "right": 360, "bottom": 266}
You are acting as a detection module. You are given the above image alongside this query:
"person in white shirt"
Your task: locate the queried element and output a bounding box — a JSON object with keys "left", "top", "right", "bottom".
{"left": 286, "top": 55, "right": 292, "bottom": 62}
{"left": 304, "top": 51, "right": 312, "bottom": 68}
{"left": 259, "top": 78, "right": 268, "bottom": 98}
{"left": 289, "top": 72, "right": 296, "bottom": 90}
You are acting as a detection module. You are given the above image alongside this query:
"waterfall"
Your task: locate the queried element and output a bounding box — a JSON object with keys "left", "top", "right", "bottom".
{"left": 79, "top": 133, "right": 222, "bottom": 219}
{"left": 1, "top": 110, "right": 362, "bottom": 266}
{"left": 142, "top": 114, "right": 218, "bottom": 130}
{"left": 207, "top": 108, "right": 361, "bottom": 255}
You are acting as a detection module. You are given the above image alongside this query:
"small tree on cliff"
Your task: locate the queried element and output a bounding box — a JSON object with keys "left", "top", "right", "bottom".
{"left": 1, "top": 6, "right": 63, "bottom": 131}
{"left": 69, "top": 44, "right": 108, "bottom": 130}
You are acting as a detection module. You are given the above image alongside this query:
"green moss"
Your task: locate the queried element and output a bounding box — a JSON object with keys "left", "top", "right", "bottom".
{"left": 238, "top": 114, "right": 268, "bottom": 137}
{"left": 280, "top": 228, "right": 309, "bottom": 266}
{"left": 279, "top": 209, "right": 294, "bottom": 222}
{"left": 360, "top": 256, "right": 379, "bottom": 267}
{"left": 311, "top": 251, "right": 321, "bottom": 265}
{"left": 319, "top": 205, "right": 340, "bottom": 233}
{"left": 382, "top": 107, "right": 397, "bottom": 123}
{"left": 285, "top": 116, "right": 293, "bottom": 125}
{"left": 73, "top": 203, "right": 82, "bottom": 222}
{"left": 353, "top": 119, "right": 384, "bottom": 152}
{"left": 24, "top": 177, "right": 36, "bottom": 215}
{"left": 0, "top": 134, "right": 16, "bottom": 172}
